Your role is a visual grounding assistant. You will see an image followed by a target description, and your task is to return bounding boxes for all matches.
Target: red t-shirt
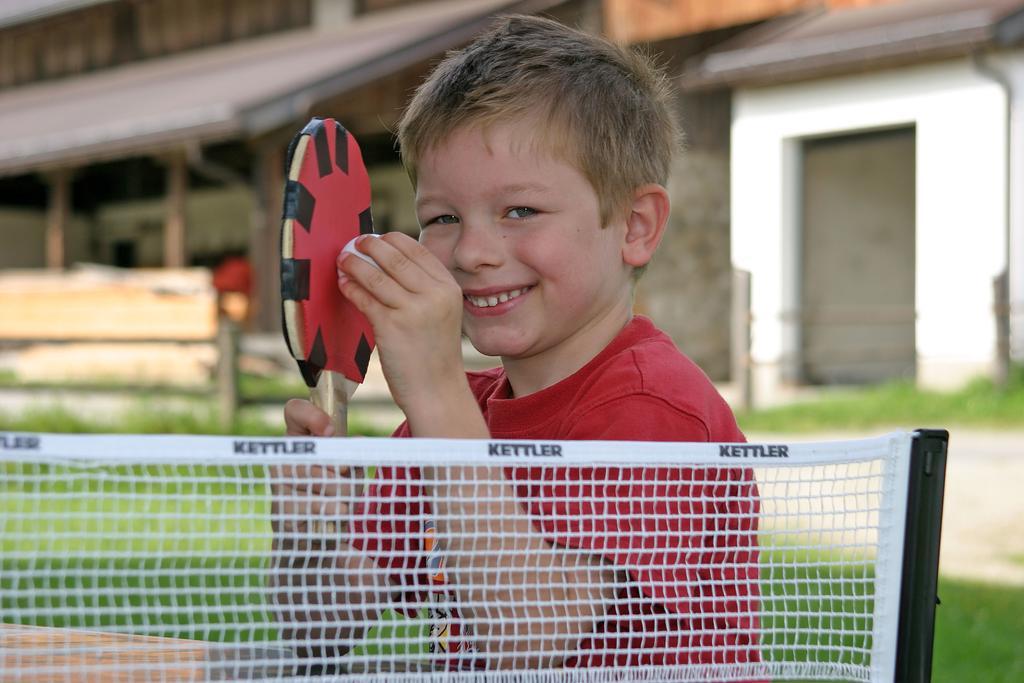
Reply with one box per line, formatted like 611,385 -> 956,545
351,316 -> 760,668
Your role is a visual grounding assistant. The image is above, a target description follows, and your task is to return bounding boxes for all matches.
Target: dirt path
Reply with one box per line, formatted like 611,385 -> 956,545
749,428 -> 1024,586
932,430 -> 1024,585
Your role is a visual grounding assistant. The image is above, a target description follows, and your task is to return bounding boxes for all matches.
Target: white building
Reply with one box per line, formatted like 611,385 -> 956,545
684,0 -> 1024,402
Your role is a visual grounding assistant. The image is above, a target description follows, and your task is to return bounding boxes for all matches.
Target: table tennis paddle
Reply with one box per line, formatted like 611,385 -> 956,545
280,117 -> 376,436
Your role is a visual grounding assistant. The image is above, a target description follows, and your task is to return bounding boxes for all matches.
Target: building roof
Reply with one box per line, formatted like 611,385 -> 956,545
0,0 -> 559,177
681,0 -> 1024,90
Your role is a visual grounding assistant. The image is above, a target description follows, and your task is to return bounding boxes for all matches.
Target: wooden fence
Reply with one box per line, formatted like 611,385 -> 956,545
0,265 -> 241,427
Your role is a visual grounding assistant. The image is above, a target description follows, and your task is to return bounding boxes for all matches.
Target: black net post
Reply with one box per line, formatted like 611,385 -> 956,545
894,428 -> 949,682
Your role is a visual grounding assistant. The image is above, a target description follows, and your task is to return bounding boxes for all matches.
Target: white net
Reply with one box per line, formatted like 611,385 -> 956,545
0,432 -> 915,682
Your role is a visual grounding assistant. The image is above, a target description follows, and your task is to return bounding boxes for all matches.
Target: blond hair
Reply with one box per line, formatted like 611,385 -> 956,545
397,14 -> 682,227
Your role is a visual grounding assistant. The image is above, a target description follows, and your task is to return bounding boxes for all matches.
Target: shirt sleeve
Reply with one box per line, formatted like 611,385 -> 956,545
510,394 -> 761,665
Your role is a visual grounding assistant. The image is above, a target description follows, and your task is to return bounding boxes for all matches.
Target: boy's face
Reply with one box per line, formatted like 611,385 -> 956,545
415,121 -> 634,366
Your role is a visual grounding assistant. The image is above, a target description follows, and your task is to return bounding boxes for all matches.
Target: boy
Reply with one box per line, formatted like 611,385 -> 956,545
274,14 -> 759,672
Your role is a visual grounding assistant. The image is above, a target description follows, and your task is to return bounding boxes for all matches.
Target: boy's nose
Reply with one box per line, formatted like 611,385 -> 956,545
452,222 -> 504,273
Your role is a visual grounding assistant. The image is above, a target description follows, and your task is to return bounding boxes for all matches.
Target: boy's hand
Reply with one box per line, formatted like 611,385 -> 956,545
274,398 -> 357,542
271,463 -> 355,539
284,398 -> 335,438
337,233 -> 479,434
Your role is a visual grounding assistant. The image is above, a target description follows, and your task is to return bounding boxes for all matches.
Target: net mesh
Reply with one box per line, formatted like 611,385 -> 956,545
0,432 -> 912,682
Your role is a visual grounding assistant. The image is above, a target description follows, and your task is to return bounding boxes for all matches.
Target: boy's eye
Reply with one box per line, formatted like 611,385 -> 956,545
505,207 -> 536,219
424,214 -> 460,226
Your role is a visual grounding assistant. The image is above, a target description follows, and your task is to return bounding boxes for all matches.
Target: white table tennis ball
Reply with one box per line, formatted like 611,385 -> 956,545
340,233 -> 382,269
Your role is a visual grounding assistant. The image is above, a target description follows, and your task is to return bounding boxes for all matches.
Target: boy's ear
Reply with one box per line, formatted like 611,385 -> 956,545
621,184 -> 670,268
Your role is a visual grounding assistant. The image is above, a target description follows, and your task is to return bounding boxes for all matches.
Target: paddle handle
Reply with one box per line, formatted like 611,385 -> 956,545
310,370 -> 352,437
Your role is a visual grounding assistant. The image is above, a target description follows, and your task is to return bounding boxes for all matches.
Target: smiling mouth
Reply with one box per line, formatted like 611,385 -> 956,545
464,287 -> 530,308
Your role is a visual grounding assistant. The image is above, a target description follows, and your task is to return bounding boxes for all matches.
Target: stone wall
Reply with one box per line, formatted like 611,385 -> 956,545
639,149 -> 732,380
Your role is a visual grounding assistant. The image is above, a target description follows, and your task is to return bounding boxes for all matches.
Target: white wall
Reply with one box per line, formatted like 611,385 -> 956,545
732,57 -> 1009,396
94,186 -> 253,266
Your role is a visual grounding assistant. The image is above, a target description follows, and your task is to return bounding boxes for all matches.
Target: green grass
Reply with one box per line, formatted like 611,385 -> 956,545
758,548 -> 875,671
0,369 -> 314,407
2,557 -> 277,642
238,372 -> 309,402
0,404 -> 280,436
0,369 -> 210,395
1,462 -> 269,556
5,557 -> 1018,679
0,382 -> 1019,678
0,369 -> 305,401
0,403 -> 387,436
9,459 -> 1010,677
0,460 -> 428,657
1,460 -> 273,640
933,578 -> 1024,682
737,366 -> 1024,433
6,365 -> 1024,436
2,550 -> 1020,679
0,368 -> 385,435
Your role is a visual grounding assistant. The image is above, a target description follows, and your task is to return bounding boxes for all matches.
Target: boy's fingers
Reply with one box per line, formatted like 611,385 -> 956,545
273,496 -> 351,530
307,466 -> 361,500
273,463 -> 349,485
284,399 -> 335,437
271,490 -> 350,533
337,257 -> 404,310
338,252 -> 405,307
352,233 -> 437,294
272,465 -> 355,504
270,463 -> 357,532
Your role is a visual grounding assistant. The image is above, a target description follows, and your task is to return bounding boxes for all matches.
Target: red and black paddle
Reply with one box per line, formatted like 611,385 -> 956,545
280,117 -> 376,435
